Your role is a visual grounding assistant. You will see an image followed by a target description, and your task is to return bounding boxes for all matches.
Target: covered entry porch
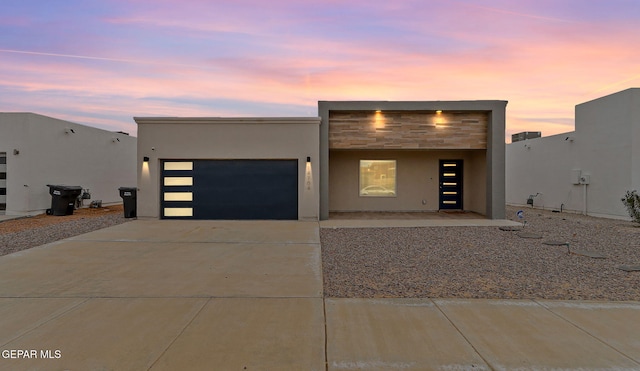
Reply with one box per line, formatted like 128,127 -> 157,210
319,100 -> 507,219
328,149 -> 487,215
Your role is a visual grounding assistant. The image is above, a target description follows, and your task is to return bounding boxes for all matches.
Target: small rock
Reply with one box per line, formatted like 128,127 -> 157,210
571,249 -> 606,259
618,265 -> 640,272
543,241 -> 569,246
517,232 -> 543,239
499,226 -> 522,231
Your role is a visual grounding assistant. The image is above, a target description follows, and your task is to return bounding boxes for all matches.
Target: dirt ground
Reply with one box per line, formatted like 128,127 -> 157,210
0,204 -> 124,235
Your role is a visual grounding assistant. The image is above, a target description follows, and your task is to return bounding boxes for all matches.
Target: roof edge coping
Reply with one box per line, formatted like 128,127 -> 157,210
134,117 -> 321,125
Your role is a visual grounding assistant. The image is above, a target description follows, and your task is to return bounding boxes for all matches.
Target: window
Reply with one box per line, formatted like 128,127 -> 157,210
163,177 -> 193,186
359,160 -> 396,197
163,207 -> 193,217
164,161 -> 193,171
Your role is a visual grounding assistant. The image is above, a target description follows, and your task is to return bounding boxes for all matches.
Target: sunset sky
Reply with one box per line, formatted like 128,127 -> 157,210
1,0 -> 639,140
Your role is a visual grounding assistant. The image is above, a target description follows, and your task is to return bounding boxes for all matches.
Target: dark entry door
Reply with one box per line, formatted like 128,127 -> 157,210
439,160 -> 463,210
161,159 -> 298,220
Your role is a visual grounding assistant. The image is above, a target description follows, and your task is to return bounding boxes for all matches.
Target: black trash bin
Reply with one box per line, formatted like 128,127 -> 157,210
46,185 -> 82,216
119,187 -> 137,218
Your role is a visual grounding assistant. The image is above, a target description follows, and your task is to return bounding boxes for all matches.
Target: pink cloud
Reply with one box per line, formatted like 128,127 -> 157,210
2,1 -> 639,140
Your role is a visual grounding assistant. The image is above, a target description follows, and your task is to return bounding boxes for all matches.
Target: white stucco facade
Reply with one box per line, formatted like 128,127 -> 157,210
0,113 -> 137,215
506,88 -> 640,219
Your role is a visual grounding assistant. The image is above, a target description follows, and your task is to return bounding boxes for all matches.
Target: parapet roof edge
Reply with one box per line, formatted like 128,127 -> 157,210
134,117 -> 321,125
575,87 -> 640,107
318,99 -> 509,107
317,100 -> 508,103
317,100 -> 508,110
1,112 -> 136,136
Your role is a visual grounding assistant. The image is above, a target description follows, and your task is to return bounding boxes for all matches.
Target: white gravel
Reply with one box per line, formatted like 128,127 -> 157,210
0,214 -> 130,256
321,206 -> 640,301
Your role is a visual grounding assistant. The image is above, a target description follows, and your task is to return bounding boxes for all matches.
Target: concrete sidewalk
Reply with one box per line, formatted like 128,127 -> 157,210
320,218 -> 522,228
326,299 -> 640,370
0,220 -> 639,370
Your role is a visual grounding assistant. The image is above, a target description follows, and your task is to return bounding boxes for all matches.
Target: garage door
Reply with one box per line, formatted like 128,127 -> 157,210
161,160 -> 298,220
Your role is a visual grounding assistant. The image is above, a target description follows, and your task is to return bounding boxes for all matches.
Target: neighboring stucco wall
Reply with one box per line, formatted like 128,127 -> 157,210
0,113 -> 137,215
506,132 -> 582,213
329,150 -> 486,214
575,89 -> 638,217
634,94 -> 640,193
506,88 -> 640,219
135,117 -> 320,220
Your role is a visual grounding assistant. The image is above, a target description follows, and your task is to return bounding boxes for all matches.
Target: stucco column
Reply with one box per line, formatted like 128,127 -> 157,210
318,102 -> 330,220
487,103 -> 507,219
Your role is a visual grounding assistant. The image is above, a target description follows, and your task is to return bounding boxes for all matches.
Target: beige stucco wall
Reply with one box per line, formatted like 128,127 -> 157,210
136,117 -> 320,220
329,150 -> 486,214
0,113 -> 137,215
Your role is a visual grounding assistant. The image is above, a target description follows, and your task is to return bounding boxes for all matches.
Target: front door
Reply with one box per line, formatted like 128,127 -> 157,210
439,160 -> 463,210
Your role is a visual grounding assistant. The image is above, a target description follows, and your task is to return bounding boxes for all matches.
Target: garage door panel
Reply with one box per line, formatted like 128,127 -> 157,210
161,160 -> 297,220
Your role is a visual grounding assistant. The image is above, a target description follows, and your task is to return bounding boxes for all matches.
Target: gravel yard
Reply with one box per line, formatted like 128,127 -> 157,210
0,205 -> 131,256
322,206 -> 640,301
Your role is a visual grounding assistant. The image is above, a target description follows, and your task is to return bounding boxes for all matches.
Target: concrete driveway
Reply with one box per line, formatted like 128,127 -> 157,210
0,220 -> 324,370
1,220 -> 640,370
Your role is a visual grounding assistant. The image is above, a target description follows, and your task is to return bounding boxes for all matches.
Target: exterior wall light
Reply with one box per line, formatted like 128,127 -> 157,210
143,156 -> 150,162
436,110 -> 443,114
374,110 -> 385,129
306,156 -> 311,163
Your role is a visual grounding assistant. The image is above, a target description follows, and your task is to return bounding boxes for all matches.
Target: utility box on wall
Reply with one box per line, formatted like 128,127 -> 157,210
570,169 -> 582,185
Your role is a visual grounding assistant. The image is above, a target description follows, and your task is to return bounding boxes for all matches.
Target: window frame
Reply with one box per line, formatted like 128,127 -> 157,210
359,159 -> 397,198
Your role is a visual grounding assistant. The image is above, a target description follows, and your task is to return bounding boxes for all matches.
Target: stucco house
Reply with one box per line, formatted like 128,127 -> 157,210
506,88 -> 640,219
0,113 -> 137,215
135,100 -> 507,220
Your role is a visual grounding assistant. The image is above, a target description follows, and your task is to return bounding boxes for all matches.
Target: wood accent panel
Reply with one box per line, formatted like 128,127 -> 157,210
329,111 -> 488,149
